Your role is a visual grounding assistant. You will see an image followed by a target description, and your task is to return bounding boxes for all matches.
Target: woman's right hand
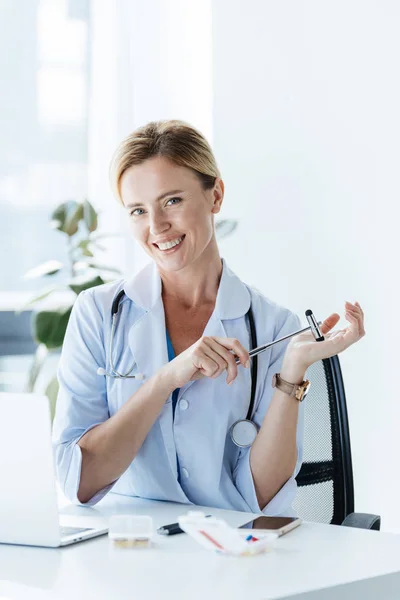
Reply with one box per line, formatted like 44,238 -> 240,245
163,336 -> 250,389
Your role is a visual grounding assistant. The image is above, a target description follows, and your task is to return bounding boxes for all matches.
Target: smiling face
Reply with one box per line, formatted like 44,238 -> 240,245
120,156 -> 224,274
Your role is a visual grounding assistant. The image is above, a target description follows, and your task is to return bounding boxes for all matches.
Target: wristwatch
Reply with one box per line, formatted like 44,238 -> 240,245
272,373 -> 311,402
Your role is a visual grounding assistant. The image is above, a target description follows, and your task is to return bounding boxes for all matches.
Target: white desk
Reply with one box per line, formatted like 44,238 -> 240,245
1,494 -> 400,600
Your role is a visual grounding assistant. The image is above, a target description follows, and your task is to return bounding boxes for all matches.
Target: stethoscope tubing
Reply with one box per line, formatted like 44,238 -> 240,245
108,311 -> 138,378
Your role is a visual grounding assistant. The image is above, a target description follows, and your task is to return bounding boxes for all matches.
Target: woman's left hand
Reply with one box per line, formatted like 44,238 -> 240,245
281,302 -> 365,382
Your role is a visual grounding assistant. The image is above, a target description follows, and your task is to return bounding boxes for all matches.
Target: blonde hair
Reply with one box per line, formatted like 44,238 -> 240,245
109,120 -> 221,203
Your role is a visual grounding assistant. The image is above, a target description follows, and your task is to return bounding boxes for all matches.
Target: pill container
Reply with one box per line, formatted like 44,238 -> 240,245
109,515 -> 153,549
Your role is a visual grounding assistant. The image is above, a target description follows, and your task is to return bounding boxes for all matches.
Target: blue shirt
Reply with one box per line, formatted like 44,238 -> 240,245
166,329 -> 181,483
165,330 -> 180,418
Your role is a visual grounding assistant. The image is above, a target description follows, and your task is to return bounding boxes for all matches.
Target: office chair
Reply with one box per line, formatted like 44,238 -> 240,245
293,355 -> 381,530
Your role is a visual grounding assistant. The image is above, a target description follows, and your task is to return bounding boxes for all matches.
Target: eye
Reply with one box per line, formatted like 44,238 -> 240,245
130,208 -> 145,217
166,197 -> 182,206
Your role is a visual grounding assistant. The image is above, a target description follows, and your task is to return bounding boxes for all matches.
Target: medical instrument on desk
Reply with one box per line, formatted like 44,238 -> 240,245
109,514 -> 153,549
230,312 -> 322,448
96,290 -> 145,380
157,514 -> 212,536
178,511 -> 277,556
305,309 -> 325,342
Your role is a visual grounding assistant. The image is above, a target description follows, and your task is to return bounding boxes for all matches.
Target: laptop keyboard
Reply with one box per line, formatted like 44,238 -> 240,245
60,525 -> 93,537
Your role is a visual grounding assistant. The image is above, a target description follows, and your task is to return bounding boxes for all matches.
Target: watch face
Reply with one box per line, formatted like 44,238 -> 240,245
300,381 -> 311,402
301,388 -> 309,402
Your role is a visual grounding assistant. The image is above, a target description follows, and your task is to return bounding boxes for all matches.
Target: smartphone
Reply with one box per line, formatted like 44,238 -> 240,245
239,516 -> 302,537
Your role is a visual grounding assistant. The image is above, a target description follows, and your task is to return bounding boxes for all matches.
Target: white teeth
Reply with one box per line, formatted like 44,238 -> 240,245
157,236 -> 183,250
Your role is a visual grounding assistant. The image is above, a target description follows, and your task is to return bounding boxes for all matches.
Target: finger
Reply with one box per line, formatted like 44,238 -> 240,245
342,312 -> 362,341
320,313 -> 340,335
349,304 -> 365,331
345,303 -> 363,323
345,307 -> 365,336
355,301 -> 364,316
201,342 -> 230,380
346,300 -> 363,311
346,301 -> 364,322
212,337 -> 250,368
192,350 -> 221,378
205,338 -> 239,384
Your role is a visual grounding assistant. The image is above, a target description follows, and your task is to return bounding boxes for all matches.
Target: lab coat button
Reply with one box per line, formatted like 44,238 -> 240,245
182,468 -> 189,478
180,399 -> 189,410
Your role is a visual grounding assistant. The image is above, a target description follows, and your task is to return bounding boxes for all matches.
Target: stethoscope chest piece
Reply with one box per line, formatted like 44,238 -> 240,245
230,419 -> 259,448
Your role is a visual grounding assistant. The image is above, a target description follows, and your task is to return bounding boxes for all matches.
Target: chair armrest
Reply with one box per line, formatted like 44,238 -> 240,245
341,512 -> 381,531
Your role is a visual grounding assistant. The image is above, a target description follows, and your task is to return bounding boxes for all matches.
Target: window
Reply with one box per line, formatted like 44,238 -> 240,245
0,0 -> 90,295
0,0 -> 91,392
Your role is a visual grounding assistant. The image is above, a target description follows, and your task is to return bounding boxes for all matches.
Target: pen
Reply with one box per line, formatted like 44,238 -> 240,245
157,514 -> 212,536
235,319 -> 323,364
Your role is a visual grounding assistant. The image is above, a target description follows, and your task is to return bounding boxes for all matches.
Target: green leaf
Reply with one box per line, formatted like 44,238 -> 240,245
79,242 -> 94,257
16,285 -> 58,314
68,274 -> 105,295
74,239 -> 89,250
83,199 -> 98,232
45,375 -> 59,423
32,307 -> 73,350
23,260 -> 63,279
51,200 -> 84,236
73,239 -> 96,257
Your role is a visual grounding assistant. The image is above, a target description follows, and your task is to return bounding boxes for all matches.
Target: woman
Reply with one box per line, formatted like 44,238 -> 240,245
52,120 -> 365,515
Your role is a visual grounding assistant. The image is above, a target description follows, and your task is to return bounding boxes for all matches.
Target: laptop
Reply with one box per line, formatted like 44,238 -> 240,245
0,392 -> 108,547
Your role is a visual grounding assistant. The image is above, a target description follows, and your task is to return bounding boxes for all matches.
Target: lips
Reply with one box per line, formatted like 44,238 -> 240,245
153,235 -> 185,251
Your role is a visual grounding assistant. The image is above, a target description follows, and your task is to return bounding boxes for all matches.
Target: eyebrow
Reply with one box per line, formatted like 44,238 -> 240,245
126,189 -> 184,209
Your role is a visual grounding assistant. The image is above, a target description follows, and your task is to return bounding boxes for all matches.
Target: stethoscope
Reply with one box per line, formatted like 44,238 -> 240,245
97,289 -> 322,448
96,290 -> 145,381
229,306 -> 259,448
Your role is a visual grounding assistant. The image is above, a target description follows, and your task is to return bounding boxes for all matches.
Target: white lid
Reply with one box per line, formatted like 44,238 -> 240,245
109,515 -> 153,540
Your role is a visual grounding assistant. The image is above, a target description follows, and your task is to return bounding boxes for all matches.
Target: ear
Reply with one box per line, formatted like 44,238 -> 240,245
211,178 -> 224,215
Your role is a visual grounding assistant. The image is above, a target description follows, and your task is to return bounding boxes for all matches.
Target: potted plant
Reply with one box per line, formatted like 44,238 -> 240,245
21,199 -> 122,417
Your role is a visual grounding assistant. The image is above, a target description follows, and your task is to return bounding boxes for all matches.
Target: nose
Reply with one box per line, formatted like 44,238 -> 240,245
149,208 -> 170,237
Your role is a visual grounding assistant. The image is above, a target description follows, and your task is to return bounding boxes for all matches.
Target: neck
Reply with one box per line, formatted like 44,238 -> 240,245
159,239 -> 222,309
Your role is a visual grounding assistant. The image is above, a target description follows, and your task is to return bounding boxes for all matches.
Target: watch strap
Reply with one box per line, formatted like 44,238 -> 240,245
272,373 -> 310,402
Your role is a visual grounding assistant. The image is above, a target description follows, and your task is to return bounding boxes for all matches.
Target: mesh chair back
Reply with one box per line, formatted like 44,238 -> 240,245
293,356 -> 354,524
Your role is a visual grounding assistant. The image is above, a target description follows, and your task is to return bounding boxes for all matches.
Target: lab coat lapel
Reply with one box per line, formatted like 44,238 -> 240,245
125,263 -> 179,481
127,298 -> 167,380
125,262 -> 168,379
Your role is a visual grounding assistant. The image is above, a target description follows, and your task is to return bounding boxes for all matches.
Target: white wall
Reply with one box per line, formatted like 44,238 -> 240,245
89,0 -> 399,531
212,0 -> 400,531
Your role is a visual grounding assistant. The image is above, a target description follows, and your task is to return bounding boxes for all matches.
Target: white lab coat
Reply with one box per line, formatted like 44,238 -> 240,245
52,259 -> 304,515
